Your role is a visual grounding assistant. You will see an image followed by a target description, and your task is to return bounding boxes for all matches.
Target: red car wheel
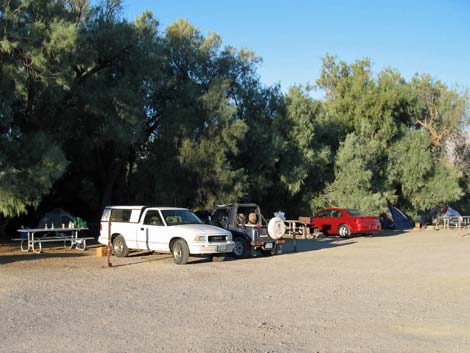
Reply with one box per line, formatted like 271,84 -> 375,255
338,224 -> 350,238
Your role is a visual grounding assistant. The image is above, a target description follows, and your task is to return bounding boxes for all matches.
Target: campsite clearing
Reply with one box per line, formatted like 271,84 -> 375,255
1,228 -> 469,353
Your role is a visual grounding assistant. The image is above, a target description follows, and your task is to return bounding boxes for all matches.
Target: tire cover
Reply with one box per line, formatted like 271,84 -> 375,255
267,217 -> 286,240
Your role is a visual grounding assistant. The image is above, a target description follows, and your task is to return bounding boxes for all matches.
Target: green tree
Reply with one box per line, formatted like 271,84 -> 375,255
387,130 -> 462,212
0,0 -> 75,216
322,133 -> 393,213
131,20 -> 260,209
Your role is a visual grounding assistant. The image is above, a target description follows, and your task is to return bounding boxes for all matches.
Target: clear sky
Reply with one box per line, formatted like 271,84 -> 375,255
123,0 -> 469,94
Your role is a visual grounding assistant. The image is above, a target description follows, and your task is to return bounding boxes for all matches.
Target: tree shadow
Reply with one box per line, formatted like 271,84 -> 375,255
109,253 -> 175,267
0,239 -> 101,265
0,251 -> 87,265
281,237 -> 356,254
369,229 -> 409,237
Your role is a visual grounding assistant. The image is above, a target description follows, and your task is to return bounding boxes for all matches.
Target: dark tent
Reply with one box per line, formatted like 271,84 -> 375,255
388,206 -> 413,229
380,206 -> 414,230
38,208 -> 73,228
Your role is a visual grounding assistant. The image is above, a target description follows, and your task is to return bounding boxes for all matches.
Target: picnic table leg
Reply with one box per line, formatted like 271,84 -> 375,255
31,233 -> 42,254
76,239 -> 86,251
20,239 -> 29,252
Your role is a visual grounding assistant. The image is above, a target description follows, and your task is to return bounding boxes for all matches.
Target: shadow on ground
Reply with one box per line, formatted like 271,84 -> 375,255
282,237 -> 356,254
0,252 -> 87,265
0,238 -> 100,265
109,252 -> 174,267
370,229 -> 408,237
0,230 -> 414,267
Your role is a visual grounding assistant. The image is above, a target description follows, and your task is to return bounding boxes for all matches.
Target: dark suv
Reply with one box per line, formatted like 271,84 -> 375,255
209,203 -> 285,258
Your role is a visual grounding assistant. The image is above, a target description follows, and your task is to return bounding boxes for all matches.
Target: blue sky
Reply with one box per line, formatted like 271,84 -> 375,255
124,1 -> 469,95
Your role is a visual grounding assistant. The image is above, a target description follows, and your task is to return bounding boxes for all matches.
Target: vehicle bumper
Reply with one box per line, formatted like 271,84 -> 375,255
250,239 -> 284,250
98,235 -> 108,245
352,224 -> 381,233
189,241 -> 235,254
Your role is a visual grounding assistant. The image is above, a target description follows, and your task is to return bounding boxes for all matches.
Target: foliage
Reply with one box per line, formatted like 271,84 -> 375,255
1,1 -> 469,232
323,133 -> 392,213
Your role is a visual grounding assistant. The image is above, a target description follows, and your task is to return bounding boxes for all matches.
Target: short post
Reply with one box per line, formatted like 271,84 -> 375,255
293,222 -> 297,253
107,218 -> 112,267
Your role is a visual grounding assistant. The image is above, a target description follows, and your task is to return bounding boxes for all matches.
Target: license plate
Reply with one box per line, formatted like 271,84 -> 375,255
264,243 -> 273,249
218,245 -> 226,251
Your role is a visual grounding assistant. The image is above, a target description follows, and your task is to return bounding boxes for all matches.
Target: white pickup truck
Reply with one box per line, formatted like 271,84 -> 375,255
98,206 -> 234,264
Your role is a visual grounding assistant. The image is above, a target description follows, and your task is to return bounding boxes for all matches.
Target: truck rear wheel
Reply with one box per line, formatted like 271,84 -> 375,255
112,235 -> 129,257
172,239 -> 189,265
233,237 -> 249,259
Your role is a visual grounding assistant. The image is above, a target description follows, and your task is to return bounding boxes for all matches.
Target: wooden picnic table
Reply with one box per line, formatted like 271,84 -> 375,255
12,227 -> 93,254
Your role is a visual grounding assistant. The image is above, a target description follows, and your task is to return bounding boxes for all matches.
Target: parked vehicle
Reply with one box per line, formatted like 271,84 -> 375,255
98,206 -> 234,264
310,208 -> 381,238
209,203 -> 285,258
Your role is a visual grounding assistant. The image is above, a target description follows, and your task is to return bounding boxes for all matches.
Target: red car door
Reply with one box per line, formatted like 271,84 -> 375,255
329,209 -> 343,234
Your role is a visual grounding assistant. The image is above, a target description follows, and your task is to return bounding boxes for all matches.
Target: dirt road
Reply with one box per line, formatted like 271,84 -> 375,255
1,229 -> 469,353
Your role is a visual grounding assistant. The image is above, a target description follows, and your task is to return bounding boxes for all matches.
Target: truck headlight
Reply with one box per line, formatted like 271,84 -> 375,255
193,235 -> 207,242
226,233 -> 232,241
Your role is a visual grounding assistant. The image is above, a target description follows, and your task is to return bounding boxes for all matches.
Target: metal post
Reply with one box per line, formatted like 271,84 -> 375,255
293,222 -> 297,253
107,218 -> 112,267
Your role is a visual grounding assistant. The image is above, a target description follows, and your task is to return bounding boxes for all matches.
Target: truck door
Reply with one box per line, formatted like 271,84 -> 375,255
138,209 -> 166,251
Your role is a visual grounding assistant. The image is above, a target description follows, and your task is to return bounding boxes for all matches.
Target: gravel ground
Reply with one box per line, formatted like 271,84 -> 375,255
1,229 -> 469,353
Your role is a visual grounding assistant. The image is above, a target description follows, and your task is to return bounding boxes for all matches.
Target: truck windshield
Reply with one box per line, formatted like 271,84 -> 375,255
161,209 -> 203,226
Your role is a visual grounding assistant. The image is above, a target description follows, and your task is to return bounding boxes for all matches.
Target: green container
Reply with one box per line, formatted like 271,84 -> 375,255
73,217 -> 87,228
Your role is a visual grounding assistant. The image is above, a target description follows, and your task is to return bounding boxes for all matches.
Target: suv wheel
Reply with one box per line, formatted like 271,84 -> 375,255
233,238 -> 248,258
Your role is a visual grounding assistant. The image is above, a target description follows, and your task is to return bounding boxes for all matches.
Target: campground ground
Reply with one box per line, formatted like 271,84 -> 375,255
1,228 -> 469,353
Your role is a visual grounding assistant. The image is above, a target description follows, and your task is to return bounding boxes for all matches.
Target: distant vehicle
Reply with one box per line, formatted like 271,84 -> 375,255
98,206 -> 234,264
208,203 -> 285,258
310,208 -> 381,238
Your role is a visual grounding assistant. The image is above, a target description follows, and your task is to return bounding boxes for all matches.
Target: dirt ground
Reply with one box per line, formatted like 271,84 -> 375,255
1,229 -> 469,353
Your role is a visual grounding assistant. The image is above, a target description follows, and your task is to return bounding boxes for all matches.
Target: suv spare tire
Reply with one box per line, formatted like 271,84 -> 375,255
267,217 -> 286,240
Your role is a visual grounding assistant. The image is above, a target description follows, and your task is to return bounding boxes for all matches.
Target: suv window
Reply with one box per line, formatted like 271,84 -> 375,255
212,208 -> 230,228
236,206 -> 260,226
143,210 -> 163,226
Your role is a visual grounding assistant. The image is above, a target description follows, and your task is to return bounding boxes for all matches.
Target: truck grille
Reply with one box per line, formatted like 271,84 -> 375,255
208,235 -> 227,242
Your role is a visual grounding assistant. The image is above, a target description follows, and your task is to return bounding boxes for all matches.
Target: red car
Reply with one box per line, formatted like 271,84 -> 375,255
310,208 -> 381,238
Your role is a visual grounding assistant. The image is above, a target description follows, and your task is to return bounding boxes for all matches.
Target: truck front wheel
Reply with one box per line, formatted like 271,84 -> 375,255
113,235 -> 129,257
233,237 -> 249,259
172,239 -> 190,265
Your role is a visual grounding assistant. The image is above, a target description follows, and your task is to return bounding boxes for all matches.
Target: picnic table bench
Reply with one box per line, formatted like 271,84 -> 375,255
12,227 -> 94,254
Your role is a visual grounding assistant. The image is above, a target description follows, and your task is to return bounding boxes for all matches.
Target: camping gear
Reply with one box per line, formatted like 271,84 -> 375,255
38,208 -> 73,229
440,206 -> 463,229
441,206 -> 461,218
73,217 -> 88,228
388,206 -> 413,229
381,206 -> 413,230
